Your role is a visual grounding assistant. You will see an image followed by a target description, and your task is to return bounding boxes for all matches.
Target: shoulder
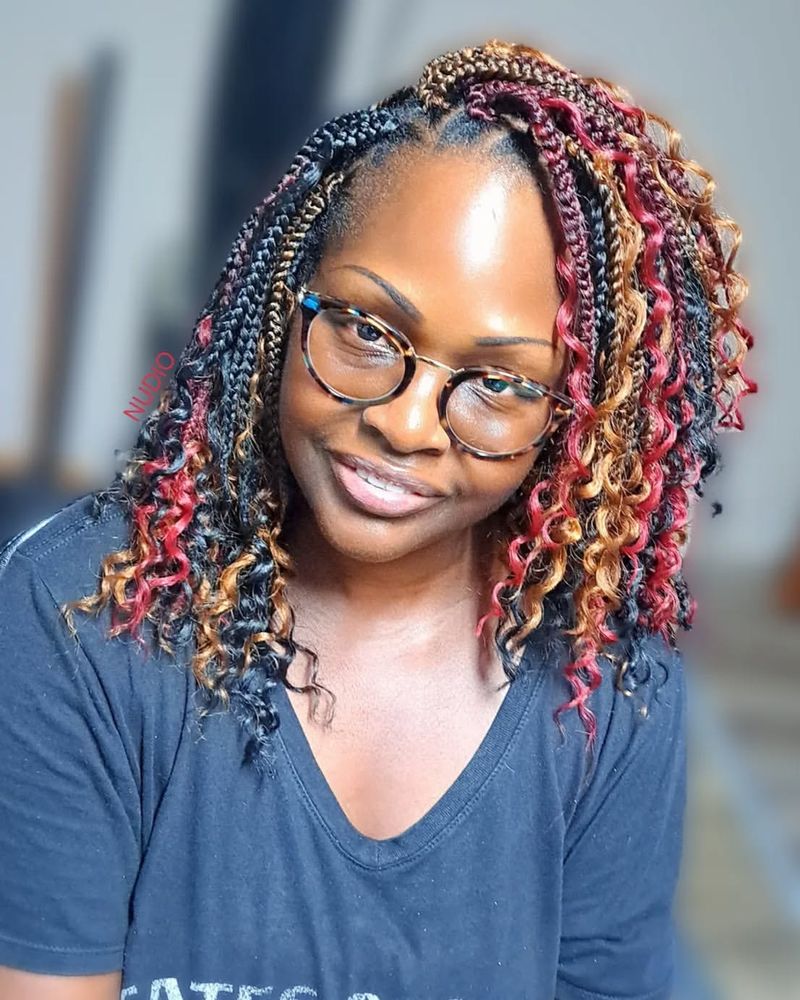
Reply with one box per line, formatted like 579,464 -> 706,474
535,625 -> 685,738
0,491 -> 132,668
526,626 -> 687,822
0,491 -> 195,766
0,490 -> 131,588
587,628 -> 685,740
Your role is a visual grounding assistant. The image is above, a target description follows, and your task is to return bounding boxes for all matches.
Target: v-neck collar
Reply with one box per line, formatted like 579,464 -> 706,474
271,655 -> 544,869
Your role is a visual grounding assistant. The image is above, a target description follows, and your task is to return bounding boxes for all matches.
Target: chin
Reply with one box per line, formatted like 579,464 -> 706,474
311,496 -> 451,564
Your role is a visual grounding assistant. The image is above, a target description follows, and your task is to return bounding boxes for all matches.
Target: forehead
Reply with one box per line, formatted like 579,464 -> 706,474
315,152 -> 565,359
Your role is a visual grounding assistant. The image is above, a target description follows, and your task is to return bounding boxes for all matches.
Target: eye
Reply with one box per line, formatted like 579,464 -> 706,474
481,376 -> 544,399
353,319 -> 383,343
482,376 -> 510,394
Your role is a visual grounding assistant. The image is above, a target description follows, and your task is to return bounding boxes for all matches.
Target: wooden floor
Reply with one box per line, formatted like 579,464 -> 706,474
673,565 -> 800,999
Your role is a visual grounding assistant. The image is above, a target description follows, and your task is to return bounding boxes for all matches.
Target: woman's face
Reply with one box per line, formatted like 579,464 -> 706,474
278,150 -> 568,565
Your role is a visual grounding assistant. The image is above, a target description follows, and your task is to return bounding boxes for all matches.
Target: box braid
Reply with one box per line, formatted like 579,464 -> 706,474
62,38 -> 756,778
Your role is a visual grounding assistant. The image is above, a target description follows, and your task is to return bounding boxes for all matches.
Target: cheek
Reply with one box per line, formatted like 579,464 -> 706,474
458,451 -> 540,520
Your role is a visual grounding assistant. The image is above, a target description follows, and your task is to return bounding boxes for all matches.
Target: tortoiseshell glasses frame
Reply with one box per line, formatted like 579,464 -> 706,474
287,284 -> 576,461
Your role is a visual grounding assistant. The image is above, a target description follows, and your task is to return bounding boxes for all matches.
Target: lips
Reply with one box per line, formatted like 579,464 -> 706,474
327,452 -> 447,518
329,451 -> 445,497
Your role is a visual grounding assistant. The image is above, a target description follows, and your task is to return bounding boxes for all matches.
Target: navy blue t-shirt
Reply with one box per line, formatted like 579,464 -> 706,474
0,494 -> 687,999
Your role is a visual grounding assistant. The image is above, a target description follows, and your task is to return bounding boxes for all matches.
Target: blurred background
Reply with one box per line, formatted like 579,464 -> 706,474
1,2 -> 798,995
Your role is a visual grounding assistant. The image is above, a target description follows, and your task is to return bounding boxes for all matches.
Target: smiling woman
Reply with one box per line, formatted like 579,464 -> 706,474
0,36 -> 755,1000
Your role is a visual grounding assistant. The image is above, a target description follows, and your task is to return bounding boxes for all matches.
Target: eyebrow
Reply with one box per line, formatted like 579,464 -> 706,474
331,263 -> 556,351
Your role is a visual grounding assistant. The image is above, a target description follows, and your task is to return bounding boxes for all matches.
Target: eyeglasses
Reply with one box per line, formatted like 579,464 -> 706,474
288,285 -> 575,460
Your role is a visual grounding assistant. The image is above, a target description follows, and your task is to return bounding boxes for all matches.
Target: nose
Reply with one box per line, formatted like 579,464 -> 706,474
360,362 -> 451,455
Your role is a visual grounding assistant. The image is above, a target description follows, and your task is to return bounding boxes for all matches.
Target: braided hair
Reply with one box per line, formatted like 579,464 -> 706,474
62,39 -> 757,776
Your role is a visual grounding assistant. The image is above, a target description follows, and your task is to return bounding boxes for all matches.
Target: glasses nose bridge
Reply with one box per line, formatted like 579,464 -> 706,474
415,352 -> 457,377
416,353 -> 453,374
405,352 -> 457,412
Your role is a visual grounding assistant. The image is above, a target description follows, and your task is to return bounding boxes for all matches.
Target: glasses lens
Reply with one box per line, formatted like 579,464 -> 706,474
447,374 -> 553,454
307,307 -> 405,399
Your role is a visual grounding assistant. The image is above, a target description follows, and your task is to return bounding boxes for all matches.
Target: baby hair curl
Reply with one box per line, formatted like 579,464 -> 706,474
62,39 -> 757,776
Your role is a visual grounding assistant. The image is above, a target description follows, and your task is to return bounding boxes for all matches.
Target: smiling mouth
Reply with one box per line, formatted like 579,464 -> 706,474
328,454 -> 447,519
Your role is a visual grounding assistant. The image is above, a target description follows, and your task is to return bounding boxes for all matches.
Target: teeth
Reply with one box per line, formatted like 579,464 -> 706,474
355,467 -> 415,494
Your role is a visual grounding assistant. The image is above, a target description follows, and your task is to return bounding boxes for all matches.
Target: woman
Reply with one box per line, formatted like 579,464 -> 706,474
0,38 -> 756,999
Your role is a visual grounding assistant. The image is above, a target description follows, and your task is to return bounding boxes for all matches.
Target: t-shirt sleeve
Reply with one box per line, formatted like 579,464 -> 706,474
0,549 -> 141,974
554,632 -> 688,1000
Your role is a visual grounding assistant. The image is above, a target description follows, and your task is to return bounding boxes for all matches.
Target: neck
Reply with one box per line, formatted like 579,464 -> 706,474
280,507 -> 504,640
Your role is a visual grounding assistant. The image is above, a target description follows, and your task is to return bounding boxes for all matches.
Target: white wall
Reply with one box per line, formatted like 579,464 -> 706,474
0,0 -> 224,474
